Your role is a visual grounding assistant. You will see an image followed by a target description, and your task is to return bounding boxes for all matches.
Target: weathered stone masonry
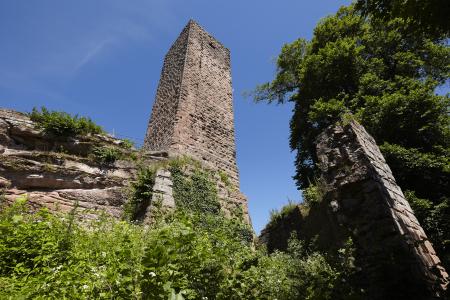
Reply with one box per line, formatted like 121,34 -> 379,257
316,120 -> 448,299
143,20 -> 239,186
142,20 -> 249,222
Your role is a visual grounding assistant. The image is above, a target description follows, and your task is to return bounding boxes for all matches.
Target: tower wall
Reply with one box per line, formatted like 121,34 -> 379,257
143,20 -> 239,185
143,25 -> 189,152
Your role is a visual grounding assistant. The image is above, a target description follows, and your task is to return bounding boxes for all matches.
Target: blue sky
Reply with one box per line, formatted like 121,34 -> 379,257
0,0 -> 351,233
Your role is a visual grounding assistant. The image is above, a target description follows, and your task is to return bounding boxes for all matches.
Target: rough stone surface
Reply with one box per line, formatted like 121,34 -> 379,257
140,169 -> 175,223
315,120 -> 448,299
0,108 -> 250,225
142,20 -> 249,221
143,20 -> 239,185
0,108 -> 139,218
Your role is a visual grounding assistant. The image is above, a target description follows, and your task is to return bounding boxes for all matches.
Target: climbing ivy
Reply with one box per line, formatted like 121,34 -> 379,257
169,162 -> 221,215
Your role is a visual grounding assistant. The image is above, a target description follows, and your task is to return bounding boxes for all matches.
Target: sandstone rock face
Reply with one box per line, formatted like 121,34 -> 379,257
0,108 -> 250,225
316,120 -> 448,299
0,108 -> 137,217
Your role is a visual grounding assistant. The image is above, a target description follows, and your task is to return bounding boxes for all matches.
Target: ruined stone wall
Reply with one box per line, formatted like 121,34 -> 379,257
143,20 -> 239,185
316,119 -> 449,299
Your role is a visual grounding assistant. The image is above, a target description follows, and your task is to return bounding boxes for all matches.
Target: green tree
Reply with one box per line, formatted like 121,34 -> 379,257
255,5 -> 450,268
355,0 -> 450,38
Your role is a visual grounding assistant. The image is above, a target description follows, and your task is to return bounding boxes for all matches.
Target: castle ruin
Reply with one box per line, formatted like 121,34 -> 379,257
143,20 -> 240,186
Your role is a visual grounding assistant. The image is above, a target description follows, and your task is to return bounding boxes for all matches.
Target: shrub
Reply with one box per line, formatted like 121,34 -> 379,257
29,107 -> 104,137
302,181 -> 326,207
0,199 -> 354,300
120,139 -> 135,150
124,167 -> 157,222
268,199 -> 298,226
91,146 -> 122,165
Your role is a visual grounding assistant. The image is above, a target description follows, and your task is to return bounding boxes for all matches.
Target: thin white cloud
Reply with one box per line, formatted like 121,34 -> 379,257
73,38 -> 114,73
0,0 -> 178,94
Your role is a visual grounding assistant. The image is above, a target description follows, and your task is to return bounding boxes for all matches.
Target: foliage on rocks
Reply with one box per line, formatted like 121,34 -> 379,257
302,179 -> 327,207
0,198 -> 356,300
125,167 -> 157,222
91,146 -> 123,165
268,200 -> 299,227
30,107 -> 104,137
120,139 -> 135,150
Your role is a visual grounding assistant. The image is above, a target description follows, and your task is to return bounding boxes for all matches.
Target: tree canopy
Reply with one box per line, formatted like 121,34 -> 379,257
355,0 -> 450,38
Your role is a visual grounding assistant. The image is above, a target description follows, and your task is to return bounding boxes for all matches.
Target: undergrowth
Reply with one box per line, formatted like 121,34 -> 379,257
0,197 -> 358,300
0,157 -> 359,299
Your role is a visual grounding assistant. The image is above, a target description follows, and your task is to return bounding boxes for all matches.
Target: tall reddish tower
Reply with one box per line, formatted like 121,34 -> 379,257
143,20 -> 240,185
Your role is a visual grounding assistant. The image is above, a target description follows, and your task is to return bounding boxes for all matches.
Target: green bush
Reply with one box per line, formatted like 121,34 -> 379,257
268,200 -> 298,226
92,146 -> 123,165
302,184 -> 323,206
125,167 -> 157,221
120,139 -> 135,150
29,107 -> 104,137
0,198 -> 355,300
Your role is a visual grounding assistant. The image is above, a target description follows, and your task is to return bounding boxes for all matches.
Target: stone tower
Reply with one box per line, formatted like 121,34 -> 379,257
143,20 -> 239,185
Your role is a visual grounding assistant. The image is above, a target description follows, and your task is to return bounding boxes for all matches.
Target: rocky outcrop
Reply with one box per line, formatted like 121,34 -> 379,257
0,108 -> 250,225
0,108 -> 140,218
